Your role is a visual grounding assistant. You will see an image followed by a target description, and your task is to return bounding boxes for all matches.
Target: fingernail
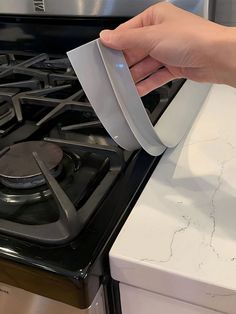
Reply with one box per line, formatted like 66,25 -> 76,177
100,30 -> 112,42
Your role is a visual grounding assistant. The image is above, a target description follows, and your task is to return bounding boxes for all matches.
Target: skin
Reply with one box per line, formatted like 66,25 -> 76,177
100,2 -> 236,96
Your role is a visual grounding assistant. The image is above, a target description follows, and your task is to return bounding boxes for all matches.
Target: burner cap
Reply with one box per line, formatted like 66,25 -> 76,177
0,141 -> 63,189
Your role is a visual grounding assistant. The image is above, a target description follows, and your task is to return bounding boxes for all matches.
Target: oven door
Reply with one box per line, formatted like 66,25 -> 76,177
0,282 -> 106,314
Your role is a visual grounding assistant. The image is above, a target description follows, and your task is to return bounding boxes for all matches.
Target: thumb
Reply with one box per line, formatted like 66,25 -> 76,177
100,26 -> 157,51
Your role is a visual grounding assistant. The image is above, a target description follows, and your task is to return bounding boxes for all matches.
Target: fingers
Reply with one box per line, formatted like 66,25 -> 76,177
100,26 -> 157,51
115,13 -> 144,30
123,48 -> 148,67
137,68 -> 175,96
115,5 -> 154,30
130,56 -> 162,83
115,2 -> 168,30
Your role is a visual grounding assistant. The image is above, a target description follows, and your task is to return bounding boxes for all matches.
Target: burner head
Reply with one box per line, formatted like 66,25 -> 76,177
0,141 -> 63,189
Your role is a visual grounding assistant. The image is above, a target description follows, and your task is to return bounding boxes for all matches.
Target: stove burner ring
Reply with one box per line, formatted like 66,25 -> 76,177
0,141 -> 63,189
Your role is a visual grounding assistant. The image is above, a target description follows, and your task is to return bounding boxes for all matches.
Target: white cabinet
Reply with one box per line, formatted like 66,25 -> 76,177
120,284 -> 224,314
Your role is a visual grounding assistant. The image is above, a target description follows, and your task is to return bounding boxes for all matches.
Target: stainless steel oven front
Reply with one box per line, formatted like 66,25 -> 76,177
0,283 -> 105,314
0,0 -> 212,18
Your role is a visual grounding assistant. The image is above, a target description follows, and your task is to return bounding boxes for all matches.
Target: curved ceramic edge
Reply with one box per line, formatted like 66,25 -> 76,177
97,39 -> 166,157
67,40 -> 140,151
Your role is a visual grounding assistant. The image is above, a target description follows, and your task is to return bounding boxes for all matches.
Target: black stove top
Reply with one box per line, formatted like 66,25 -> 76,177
0,52 -> 130,245
0,50 -> 184,309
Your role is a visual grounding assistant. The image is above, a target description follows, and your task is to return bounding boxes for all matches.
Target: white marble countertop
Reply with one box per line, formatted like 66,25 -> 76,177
110,84 -> 236,314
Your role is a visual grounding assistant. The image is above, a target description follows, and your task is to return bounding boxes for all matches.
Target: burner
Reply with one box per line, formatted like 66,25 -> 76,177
0,141 -> 63,189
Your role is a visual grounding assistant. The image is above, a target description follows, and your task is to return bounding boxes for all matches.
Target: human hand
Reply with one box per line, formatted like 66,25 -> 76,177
100,2 -> 236,96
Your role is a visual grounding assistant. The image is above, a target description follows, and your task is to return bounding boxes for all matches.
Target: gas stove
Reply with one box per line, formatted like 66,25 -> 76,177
0,52 -> 183,245
0,6 -> 185,314
0,52 -> 126,244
